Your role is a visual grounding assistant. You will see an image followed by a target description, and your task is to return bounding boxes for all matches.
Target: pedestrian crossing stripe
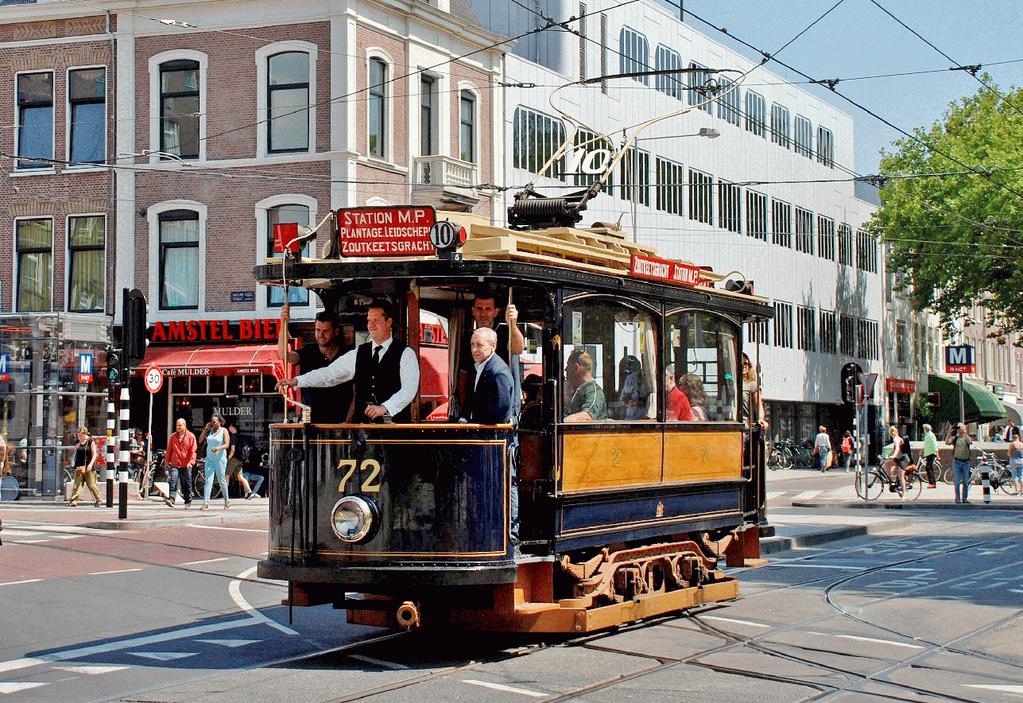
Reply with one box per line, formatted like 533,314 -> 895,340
195,639 -> 261,648
0,682 -> 47,694
130,652 -> 198,661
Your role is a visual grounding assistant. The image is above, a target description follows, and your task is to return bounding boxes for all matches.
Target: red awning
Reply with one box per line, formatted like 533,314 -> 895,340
134,343 -> 285,379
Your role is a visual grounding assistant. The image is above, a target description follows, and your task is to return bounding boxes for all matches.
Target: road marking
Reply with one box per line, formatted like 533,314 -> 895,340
792,491 -> 821,501
883,567 -> 933,573
462,679 -> 547,698
966,684 -> 1023,695
0,579 -> 42,587
88,568 -> 143,576
701,615 -> 770,629
0,682 -> 47,694
350,654 -> 409,670
130,652 -> 198,661
769,563 -> 862,570
181,557 -> 231,566
188,524 -> 264,533
54,665 -> 128,675
833,634 -> 924,650
229,566 -> 298,635
195,639 -> 260,648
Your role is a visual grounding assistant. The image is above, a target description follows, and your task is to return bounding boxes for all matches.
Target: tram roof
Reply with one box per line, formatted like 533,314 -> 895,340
255,216 -> 774,319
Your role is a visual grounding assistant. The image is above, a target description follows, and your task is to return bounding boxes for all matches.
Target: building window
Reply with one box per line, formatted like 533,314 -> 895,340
748,320 -> 769,346
267,52 -> 309,153
717,77 -> 741,126
795,207 -> 815,254
896,320 -> 907,365
838,223 -> 854,265
17,72 -> 53,169
794,115 -> 813,158
459,90 -> 476,163
15,219 -> 52,312
820,311 -> 837,354
857,318 -> 879,360
600,13 -> 608,94
266,205 -> 311,307
68,67 -> 105,164
158,210 -> 199,310
573,129 -> 611,190
817,126 -> 835,167
817,215 -> 835,260
774,302 -> 793,348
719,180 -> 742,234
655,157 -> 684,215
797,306 -> 816,352
619,27 -> 649,84
67,215 -> 104,312
840,314 -> 856,356
620,147 -> 649,206
513,106 -> 567,180
689,62 -> 712,112
654,45 -> 683,100
856,229 -> 878,273
420,76 -> 435,155
745,190 -> 767,241
771,199 -> 792,248
688,168 -> 713,225
744,91 -> 766,137
578,4 -> 587,81
770,102 -> 790,148
160,60 -> 199,159
368,58 -> 387,158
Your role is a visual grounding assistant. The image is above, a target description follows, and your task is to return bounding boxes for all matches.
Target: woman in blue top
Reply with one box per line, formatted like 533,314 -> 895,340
198,414 -> 230,510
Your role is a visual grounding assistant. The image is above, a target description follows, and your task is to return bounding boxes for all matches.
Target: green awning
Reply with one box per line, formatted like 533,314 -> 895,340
927,374 -> 1007,425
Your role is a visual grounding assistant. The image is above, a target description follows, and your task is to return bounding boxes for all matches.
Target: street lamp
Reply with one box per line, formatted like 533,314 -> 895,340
631,127 -> 721,240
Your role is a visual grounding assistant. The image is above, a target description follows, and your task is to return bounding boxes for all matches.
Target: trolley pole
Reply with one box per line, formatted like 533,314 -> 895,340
117,387 -> 130,519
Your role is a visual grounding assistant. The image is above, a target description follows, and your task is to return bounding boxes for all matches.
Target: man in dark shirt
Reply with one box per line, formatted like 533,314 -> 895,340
278,306 -> 352,423
461,328 -> 514,424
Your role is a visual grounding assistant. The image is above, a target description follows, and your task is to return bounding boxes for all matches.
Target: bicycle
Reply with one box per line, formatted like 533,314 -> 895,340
768,440 -> 792,470
974,451 -> 1019,496
854,460 -> 923,501
137,449 -> 165,501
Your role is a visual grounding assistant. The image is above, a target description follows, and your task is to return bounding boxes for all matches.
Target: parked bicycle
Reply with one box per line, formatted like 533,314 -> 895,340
768,440 -> 792,470
855,461 -> 924,501
974,451 -> 1020,495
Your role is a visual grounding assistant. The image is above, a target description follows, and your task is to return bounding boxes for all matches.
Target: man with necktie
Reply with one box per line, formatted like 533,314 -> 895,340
461,327 -> 514,424
278,300 -> 419,423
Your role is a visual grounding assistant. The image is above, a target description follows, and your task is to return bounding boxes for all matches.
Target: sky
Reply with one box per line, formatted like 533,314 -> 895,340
667,0 -> 1023,175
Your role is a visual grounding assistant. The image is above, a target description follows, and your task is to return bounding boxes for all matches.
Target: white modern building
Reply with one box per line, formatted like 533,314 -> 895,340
470,0 -> 883,444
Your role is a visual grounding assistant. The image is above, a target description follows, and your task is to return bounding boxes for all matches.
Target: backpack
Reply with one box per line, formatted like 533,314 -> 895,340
840,436 -> 852,454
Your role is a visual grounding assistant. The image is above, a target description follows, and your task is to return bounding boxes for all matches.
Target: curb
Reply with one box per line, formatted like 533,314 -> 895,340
760,517 -> 911,554
791,500 -> 1023,511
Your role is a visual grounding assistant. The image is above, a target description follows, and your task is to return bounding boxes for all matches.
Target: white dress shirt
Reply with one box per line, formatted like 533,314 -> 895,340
296,336 -> 420,418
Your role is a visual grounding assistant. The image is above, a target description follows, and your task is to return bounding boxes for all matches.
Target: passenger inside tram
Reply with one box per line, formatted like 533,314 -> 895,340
563,349 -> 607,422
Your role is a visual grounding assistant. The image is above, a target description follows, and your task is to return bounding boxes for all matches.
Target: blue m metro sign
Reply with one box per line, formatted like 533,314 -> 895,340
944,345 -> 975,374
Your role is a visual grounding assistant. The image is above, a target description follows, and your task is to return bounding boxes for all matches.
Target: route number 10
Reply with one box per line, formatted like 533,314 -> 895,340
336,458 -> 382,494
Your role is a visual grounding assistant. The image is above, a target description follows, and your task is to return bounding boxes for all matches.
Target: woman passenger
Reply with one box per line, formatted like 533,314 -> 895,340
679,373 -> 707,421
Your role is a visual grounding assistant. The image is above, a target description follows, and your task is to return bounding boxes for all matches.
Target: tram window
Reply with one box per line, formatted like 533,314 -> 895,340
665,311 -> 740,422
419,305 -> 451,422
562,298 -> 657,422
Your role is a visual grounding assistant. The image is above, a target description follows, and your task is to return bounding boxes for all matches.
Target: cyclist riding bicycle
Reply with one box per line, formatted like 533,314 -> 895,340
882,425 -> 911,499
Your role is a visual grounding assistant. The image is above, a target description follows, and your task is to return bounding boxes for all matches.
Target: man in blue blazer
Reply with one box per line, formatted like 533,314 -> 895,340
462,327 -> 514,424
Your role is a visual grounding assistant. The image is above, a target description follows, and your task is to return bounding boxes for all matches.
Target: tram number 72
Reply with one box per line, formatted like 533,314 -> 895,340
336,458 -> 382,494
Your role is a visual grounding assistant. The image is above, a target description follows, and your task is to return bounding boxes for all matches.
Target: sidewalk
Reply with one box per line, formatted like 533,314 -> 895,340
0,493 -> 268,530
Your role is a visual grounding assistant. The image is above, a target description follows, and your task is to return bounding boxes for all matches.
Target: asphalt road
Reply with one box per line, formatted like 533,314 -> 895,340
1,496 -> 1021,702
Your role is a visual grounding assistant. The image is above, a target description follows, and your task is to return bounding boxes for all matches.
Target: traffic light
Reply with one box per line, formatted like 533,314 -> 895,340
107,350 -> 121,384
840,362 -> 863,404
123,288 -> 148,365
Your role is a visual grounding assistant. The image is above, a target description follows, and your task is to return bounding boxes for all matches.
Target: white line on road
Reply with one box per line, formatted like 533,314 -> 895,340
188,524 -> 265,533
769,563 -> 862,570
966,684 -> 1023,695
350,654 -> 409,670
53,665 -> 129,675
181,557 -> 231,566
88,568 -> 143,576
462,679 -> 548,698
701,615 -> 770,629
833,634 -> 924,650
0,579 -> 42,587
792,491 -> 821,501
0,682 -> 47,694
229,566 -> 298,635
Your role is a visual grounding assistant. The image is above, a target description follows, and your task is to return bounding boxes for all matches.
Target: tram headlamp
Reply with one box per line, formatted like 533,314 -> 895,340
330,496 -> 378,543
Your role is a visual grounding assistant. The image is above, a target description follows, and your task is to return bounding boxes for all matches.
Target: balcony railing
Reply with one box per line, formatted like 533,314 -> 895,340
412,155 -> 478,208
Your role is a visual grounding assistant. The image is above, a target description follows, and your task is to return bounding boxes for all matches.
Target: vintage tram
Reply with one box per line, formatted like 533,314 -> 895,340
255,207 -> 772,633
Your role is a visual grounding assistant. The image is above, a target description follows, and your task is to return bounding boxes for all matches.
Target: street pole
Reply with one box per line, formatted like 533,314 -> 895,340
958,372 -> 965,426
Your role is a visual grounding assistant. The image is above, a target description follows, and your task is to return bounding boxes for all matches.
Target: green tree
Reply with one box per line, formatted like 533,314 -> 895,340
870,79 -> 1023,338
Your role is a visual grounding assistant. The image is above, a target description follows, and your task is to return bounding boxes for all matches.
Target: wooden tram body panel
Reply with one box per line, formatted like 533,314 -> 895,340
255,236 -> 773,632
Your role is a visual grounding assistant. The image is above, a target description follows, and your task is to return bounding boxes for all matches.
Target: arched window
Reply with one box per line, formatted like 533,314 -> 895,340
664,310 -> 740,422
158,210 -> 200,309
368,57 -> 388,158
267,52 -> 310,153
149,50 -> 207,161
459,89 -> 476,163
265,204 -> 311,306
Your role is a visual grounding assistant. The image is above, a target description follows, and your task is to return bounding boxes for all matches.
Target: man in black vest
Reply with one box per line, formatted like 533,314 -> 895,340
277,300 -> 420,423
461,327 -> 513,424
278,307 -> 352,423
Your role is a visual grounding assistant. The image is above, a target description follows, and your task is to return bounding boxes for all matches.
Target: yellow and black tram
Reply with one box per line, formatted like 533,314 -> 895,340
255,208 -> 773,633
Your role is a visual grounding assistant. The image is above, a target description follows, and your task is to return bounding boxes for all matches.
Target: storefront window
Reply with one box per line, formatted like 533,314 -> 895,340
665,310 -> 739,422
561,296 -> 657,422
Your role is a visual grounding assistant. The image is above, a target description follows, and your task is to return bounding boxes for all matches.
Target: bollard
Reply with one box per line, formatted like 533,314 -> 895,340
981,462 -> 992,504
118,387 -> 131,519
106,400 -> 116,507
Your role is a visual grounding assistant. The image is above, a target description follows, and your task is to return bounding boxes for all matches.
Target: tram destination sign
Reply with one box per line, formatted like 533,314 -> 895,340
629,254 -> 703,288
336,206 -> 437,257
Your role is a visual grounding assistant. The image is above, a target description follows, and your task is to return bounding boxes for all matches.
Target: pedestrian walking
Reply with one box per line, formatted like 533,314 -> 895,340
840,431 -> 853,472
66,427 -> 102,507
1009,428 -> 1023,495
165,418 -> 197,508
948,424 -> 972,504
921,423 -> 939,488
198,414 -> 230,510
814,426 -> 832,472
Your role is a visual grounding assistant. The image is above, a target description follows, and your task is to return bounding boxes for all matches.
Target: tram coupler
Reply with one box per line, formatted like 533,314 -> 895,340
725,525 -> 767,568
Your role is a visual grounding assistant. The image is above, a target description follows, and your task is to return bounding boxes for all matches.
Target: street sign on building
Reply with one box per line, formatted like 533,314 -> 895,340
945,345 -> 976,374
143,364 -> 164,394
77,353 -> 94,383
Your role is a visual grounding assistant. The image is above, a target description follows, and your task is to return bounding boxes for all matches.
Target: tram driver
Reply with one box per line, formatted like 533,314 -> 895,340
277,300 -> 420,423
563,349 -> 607,422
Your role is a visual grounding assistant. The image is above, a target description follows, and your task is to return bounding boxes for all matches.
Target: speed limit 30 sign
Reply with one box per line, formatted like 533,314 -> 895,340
143,364 -> 164,394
